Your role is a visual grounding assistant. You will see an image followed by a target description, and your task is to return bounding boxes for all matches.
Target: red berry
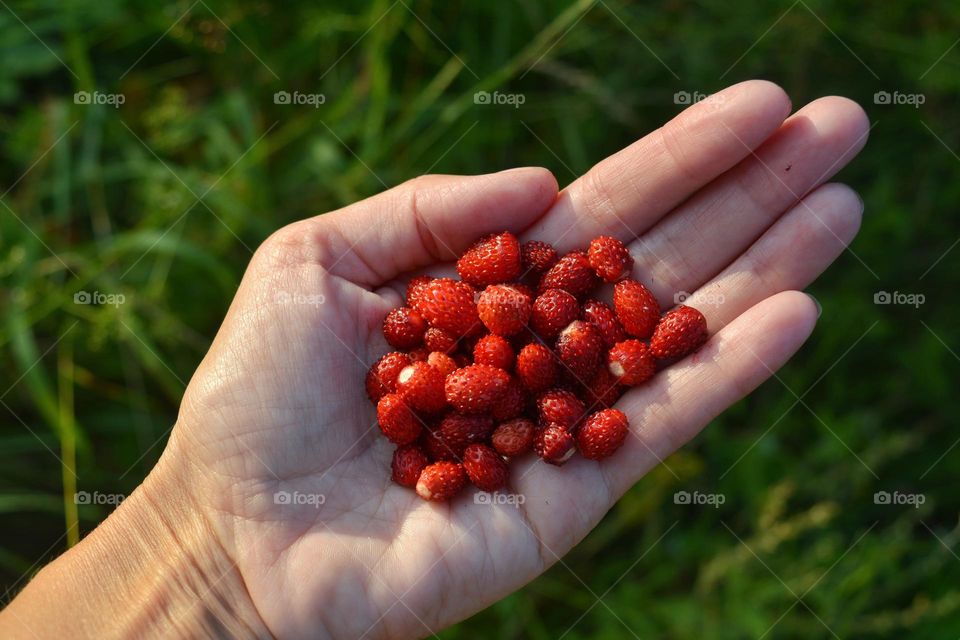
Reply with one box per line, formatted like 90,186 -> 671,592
491,378 -> 526,421
424,327 -> 458,353
444,364 -> 511,414
555,320 -> 603,382
516,343 -> 559,392
391,444 -> 430,487
462,444 -> 509,491
427,351 -> 458,378
376,394 -> 422,445
607,339 -> 656,386
583,366 -> 624,409
577,409 -> 629,460
536,389 -> 585,431
613,279 -> 661,339
406,275 -> 434,309
521,240 -> 558,274
491,418 -> 536,457
416,461 -> 467,501
582,299 -> 626,349
650,305 -> 708,360
407,347 -> 430,362
473,334 -> 515,371
534,423 -> 576,465
412,278 -> 480,337
382,306 -> 427,349
477,284 -> 531,336
587,236 -> 633,282
530,289 -> 579,339
433,413 -> 495,459
538,251 -> 598,298
456,231 -> 521,287
366,352 -> 411,402
396,362 -> 447,414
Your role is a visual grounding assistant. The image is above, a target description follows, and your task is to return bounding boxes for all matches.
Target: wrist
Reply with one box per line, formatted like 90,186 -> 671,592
0,441 -> 271,639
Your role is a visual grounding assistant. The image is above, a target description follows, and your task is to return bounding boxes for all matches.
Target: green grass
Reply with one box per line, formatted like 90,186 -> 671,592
1,0 -> 959,636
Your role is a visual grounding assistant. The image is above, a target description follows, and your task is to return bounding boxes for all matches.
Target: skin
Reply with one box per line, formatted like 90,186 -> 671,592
0,80 -> 868,639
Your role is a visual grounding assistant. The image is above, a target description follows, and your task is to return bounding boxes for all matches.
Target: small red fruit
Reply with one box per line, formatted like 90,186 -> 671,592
444,364 -> 511,414
536,389 -> 585,431
433,413 -> 495,459
583,366 -> 623,409
477,284 -> 531,336
577,409 -> 629,460
650,305 -> 708,360
416,461 -> 467,501
535,423 -> 576,465
538,251 -> 598,297
412,278 -> 480,337
491,378 -> 526,421
607,339 -> 656,386
613,279 -> 661,339
555,320 -> 603,382
587,236 -> 633,282
406,275 -> 434,309
473,334 -> 515,371
382,306 -> 427,350
582,299 -> 626,349
515,343 -> 559,392
396,362 -> 447,414
462,444 -> 509,491
424,327 -> 458,353
427,351 -> 458,378
366,352 -> 412,402
376,393 -> 422,445
391,444 -> 430,487
530,289 -> 580,339
491,418 -> 536,457
456,231 -> 521,287
521,240 -> 558,274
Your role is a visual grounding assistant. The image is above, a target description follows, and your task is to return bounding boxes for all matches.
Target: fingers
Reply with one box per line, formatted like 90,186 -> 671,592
287,168 -> 558,287
601,291 -> 819,497
632,96 -> 870,300
525,80 -> 792,250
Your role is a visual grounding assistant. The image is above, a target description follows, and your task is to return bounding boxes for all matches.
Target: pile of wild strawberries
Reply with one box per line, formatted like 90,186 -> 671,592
365,232 -> 707,501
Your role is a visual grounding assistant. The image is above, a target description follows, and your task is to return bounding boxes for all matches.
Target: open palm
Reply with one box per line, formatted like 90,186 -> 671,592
164,80 -> 868,639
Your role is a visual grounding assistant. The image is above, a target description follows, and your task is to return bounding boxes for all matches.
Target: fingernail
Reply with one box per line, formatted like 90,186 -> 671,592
855,191 -> 864,213
806,293 -> 822,318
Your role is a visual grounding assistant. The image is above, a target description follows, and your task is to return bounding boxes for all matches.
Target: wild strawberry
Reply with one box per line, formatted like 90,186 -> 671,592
456,231 -> 521,287
407,347 -> 430,362
577,409 -> 629,460
613,279 -> 661,339
538,251 -> 598,297
555,320 -> 603,381
473,334 -> 515,371
416,461 -> 467,501
530,289 -> 579,339
376,394 -> 422,445
491,378 -> 525,421
412,278 -> 480,336
607,339 -> 656,386
391,444 -> 430,487
582,299 -> 626,348
491,418 -> 536,457
515,343 -> 559,392
406,275 -> 434,309
432,413 -> 495,460
537,389 -> 585,431
462,444 -> 509,491
477,284 -> 531,336
583,367 -> 623,409
366,352 -> 412,402
382,306 -> 427,349
445,364 -> 511,414
521,240 -> 558,274
650,305 -> 708,360
534,423 -> 576,465
396,362 -> 447,414
587,236 -> 633,282
427,351 -> 458,378
424,327 -> 458,353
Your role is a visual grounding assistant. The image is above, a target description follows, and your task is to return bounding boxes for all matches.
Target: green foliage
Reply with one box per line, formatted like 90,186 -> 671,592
1,0 -> 958,636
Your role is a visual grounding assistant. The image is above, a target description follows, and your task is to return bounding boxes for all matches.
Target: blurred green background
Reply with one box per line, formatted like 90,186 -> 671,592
1,0 -> 958,637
